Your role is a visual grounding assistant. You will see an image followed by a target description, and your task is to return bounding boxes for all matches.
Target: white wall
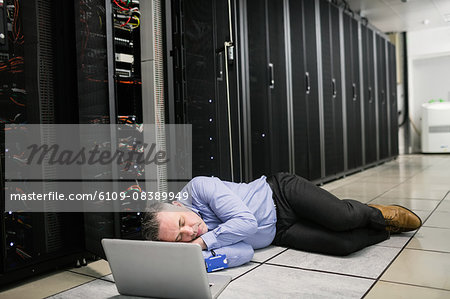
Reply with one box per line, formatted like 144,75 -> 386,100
407,27 -> 450,153
408,27 -> 450,59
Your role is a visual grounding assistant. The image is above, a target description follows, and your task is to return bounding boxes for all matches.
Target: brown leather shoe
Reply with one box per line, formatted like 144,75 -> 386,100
368,204 -> 422,233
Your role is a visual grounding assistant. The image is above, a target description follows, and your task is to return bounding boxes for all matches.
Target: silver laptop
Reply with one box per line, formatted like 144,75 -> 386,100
101,239 -> 232,299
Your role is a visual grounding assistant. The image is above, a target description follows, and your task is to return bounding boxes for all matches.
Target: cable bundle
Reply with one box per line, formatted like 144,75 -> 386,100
113,0 -> 140,30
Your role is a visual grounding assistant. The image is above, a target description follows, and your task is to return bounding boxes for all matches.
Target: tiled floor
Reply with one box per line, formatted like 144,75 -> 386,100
1,154 -> 450,298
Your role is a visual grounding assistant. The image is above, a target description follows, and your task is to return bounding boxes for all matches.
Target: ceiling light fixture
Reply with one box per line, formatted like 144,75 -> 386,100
423,19 -> 430,25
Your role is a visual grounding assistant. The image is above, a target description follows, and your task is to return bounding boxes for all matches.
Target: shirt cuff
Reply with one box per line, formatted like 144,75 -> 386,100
200,231 -> 218,250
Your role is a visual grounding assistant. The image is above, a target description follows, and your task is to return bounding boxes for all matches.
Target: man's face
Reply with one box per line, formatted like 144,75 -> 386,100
157,203 -> 208,242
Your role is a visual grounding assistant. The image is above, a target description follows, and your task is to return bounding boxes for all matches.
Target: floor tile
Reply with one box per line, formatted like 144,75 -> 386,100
355,176 -> 408,184
220,262 -> 260,280
424,211 -> 450,229
381,249 -> 450,290
330,182 -> 398,199
444,192 -> 450,200
381,188 -> 448,200
220,264 -> 374,299
408,175 -> 450,185
251,245 -> 287,263
375,232 -> 415,248
69,259 -> 111,278
396,182 -> 450,192
368,197 -> 440,212
369,169 -> 421,178
267,246 -> 400,279
0,271 -> 95,299
407,226 -> 450,253
321,176 -> 360,191
100,274 -> 114,282
99,262 -> 260,281
436,200 -> 450,212
47,278 -> 125,299
365,281 -> 450,299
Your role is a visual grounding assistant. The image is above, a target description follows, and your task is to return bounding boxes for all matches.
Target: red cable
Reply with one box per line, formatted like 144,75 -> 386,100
114,0 -> 130,10
10,97 -> 25,107
120,16 -> 132,27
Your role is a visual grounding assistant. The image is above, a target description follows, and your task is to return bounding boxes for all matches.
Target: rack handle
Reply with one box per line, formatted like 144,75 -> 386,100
269,63 -> 274,89
217,52 -> 223,81
305,72 -> 311,94
332,78 -> 337,98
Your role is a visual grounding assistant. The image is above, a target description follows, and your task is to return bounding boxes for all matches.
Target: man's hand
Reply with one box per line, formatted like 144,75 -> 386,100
190,237 -> 207,250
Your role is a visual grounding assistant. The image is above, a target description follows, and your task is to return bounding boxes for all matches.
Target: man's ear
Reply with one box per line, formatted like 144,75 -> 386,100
172,201 -> 182,207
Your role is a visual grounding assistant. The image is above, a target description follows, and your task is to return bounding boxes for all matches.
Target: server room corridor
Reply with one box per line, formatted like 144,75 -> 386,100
0,154 -> 448,298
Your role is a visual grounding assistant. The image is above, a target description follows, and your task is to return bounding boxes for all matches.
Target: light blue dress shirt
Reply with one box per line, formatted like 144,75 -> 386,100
179,175 -> 277,268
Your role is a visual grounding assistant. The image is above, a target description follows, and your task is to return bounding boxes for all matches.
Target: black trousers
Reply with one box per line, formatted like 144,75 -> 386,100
266,173 -> 389,256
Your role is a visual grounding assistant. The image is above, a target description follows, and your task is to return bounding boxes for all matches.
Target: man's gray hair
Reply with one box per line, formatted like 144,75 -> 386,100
141,202 -> 171,241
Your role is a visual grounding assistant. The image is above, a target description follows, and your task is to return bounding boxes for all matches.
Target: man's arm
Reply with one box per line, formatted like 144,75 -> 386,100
190,177 -> 258,250
201,241 -> 254,268
190,236 -> 207,250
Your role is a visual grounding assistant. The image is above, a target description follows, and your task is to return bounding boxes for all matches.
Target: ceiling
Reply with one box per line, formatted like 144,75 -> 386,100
345,0 -> 450,33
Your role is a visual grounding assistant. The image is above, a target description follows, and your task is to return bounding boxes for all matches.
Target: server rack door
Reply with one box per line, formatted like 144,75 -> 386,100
331,4 -> 344,175
320,1 -> 343,178
330,5 -> 345,174
377,35 -> 389,160
320,1 -> 334,177
212,0 -> 241,181
217,0 -> 242,180
75,0 -> 117,260
246,0 -> 271,178
289,0 -> 309,178
361,26 -> 376,165
1,0 -> 85,283
303,0 -> 321,180
343,13 -> 353,169
350,17 -> 362,169
388,43 -> 399,156
247,0 -> 289,179
184,0 -> 221,177
174,0 -> 238,180
267,0 -> 289,175
343,14 -> 362,171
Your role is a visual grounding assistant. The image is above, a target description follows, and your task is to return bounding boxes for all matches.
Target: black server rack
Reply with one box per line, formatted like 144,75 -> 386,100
75,0 -> 115,259
0,0 -> 84,285
376,35 -> 389,160
361,25 -> 377,165
244,0 -> 289,179
171,0 -> 241,181
166,0 -> 399,185
343,12 -> 362,171
289,0 -> 321,181
302,0 -> 321,181
388,42 -> 399,157
74,0 -> 145,259
320,0 -> 344,178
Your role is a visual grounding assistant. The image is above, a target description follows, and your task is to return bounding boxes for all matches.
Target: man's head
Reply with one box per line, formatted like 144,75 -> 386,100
141,201 -> 208,242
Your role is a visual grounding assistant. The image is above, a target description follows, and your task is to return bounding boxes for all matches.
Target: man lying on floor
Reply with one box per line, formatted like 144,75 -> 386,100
141,173 -> 422,268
